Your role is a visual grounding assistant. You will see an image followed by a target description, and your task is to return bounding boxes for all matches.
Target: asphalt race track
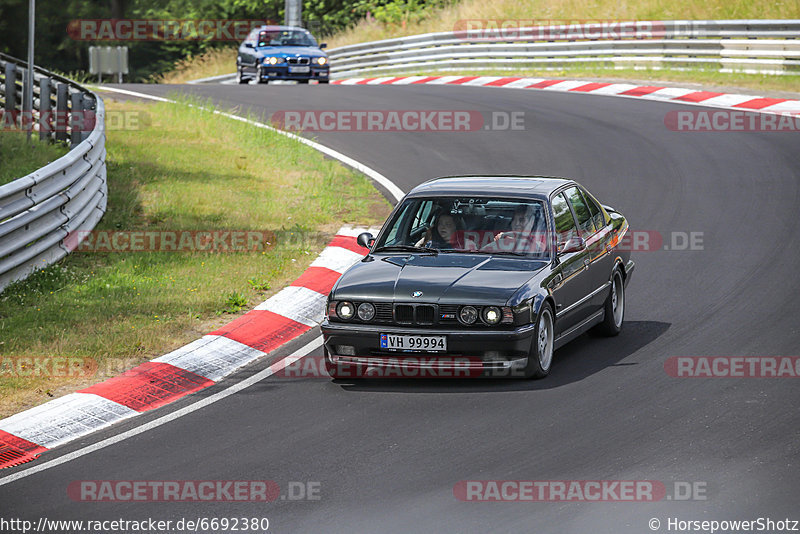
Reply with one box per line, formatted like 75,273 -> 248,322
2,83 -> 799,533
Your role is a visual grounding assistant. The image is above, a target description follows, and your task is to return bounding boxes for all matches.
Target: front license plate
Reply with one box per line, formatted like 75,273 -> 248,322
289,66 -> 310,73
380,334 -> 447,352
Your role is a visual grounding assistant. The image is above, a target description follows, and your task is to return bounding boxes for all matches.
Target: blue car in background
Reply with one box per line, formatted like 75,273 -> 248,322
236,25 -> 329,84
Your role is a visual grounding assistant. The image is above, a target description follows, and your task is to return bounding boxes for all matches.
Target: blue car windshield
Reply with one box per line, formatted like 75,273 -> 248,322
258,30 -> 317,47
374,197 -> 551,258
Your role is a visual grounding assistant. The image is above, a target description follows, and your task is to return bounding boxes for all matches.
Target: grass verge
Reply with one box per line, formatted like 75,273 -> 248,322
0,94 -> 392,419
156,47 -> 238,84
0,132 -> 68,187
326,0 -> 800,48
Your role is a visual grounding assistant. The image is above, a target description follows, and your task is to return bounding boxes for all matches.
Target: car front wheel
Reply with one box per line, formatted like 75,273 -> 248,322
257,66 -> 269,84
523,303 -> 554,378
236,66 -> 248,84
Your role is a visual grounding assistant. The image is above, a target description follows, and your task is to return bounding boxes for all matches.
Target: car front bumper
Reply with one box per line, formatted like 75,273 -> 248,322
260,65 -> 329,81
320,321 -> 537,377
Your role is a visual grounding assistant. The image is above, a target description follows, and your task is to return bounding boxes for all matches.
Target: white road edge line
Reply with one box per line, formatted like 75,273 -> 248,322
0,336 -> 323,486
92,85 -> 405,202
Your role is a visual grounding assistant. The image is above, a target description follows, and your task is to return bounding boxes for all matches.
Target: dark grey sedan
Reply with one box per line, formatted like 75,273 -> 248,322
321,175 -> 634,379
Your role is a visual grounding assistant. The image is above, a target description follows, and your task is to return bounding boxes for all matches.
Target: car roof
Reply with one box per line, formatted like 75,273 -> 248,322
407,175 -> 575,198
254,25 -> 310,33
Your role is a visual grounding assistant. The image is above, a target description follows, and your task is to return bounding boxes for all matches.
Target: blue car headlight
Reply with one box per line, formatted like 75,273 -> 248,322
315,57 -> 328,65
263,56 -> 282,65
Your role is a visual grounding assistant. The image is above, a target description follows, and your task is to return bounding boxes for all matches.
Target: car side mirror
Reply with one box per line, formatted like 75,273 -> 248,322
244,42 -> 254,48
319,43 -> 327,49
357,232 -> 374,250
559,236 -> 585,255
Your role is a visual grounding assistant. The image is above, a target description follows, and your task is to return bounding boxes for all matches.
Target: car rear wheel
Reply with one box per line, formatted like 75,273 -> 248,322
593,269 -> 625,336
523,303 -> 554,378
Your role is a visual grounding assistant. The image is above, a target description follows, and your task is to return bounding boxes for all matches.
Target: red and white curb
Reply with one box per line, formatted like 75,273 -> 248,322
0,225 -> 380,470
331,75 -> 800,115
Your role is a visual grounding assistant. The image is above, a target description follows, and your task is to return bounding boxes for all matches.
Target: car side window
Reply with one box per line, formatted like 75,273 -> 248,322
564,186 -> 595,236
552,193 -> 578,249
581,188 -> 606,231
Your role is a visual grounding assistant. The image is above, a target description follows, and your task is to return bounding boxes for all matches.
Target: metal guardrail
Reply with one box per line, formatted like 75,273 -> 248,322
0,53 -> 107,292
327,20 -> 800,78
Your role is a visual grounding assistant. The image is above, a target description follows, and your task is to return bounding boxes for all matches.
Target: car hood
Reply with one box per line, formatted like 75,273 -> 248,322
332,253 -> 547,304
256,46 -> 325,57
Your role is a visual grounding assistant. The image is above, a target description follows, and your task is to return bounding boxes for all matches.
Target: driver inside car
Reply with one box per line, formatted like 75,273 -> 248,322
484,204 -> 547,254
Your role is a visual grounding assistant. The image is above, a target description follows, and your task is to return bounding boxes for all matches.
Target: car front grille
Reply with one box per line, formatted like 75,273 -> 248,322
287,57 -> 310,65
394,304 -> 414,324
374,303 -> 394,323
415,305 -> 435,325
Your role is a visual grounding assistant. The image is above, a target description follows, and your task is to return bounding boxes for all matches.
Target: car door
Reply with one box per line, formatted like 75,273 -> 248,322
240,29 -> 259,73
549,191 -> 593,335
573,186 -> 615,314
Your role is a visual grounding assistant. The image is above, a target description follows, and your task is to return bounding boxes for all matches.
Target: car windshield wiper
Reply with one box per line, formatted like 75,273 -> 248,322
468,250 -> 541,257
373,245 -> 439,254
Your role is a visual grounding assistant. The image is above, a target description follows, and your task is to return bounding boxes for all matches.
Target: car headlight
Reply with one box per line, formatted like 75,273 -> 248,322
264,56 -> 280,65
316,57 -> 328,65
336,301 -> 355,320
482,306 -> 502,325
459,305 -> 478,325
357,302 -> 375,321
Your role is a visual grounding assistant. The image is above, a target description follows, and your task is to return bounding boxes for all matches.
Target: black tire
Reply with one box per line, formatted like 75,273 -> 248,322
318,80 -> 330,84
236,66 -> 248,84
593,269 -> 625,336
256,67 -> 269,84
298,79 -> 310,84
522,303 -> 555,378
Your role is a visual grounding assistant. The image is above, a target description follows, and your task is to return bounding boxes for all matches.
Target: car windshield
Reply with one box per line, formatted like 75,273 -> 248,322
258,30 -> 317,47
373,197 -> 551,258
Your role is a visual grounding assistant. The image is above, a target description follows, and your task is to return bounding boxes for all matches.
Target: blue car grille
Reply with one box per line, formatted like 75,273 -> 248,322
287,57 -> 310,65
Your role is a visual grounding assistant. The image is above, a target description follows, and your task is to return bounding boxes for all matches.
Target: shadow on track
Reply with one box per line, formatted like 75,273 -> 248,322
331,320 -> 670,393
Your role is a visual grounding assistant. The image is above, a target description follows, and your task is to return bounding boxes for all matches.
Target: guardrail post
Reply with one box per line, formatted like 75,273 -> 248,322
81,94 -> 93,143
39,77 -> 51,142
22,66 -> 34,134
55,82 -> 68,143
4,62 -> 16,113
70,91 -> 84,147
